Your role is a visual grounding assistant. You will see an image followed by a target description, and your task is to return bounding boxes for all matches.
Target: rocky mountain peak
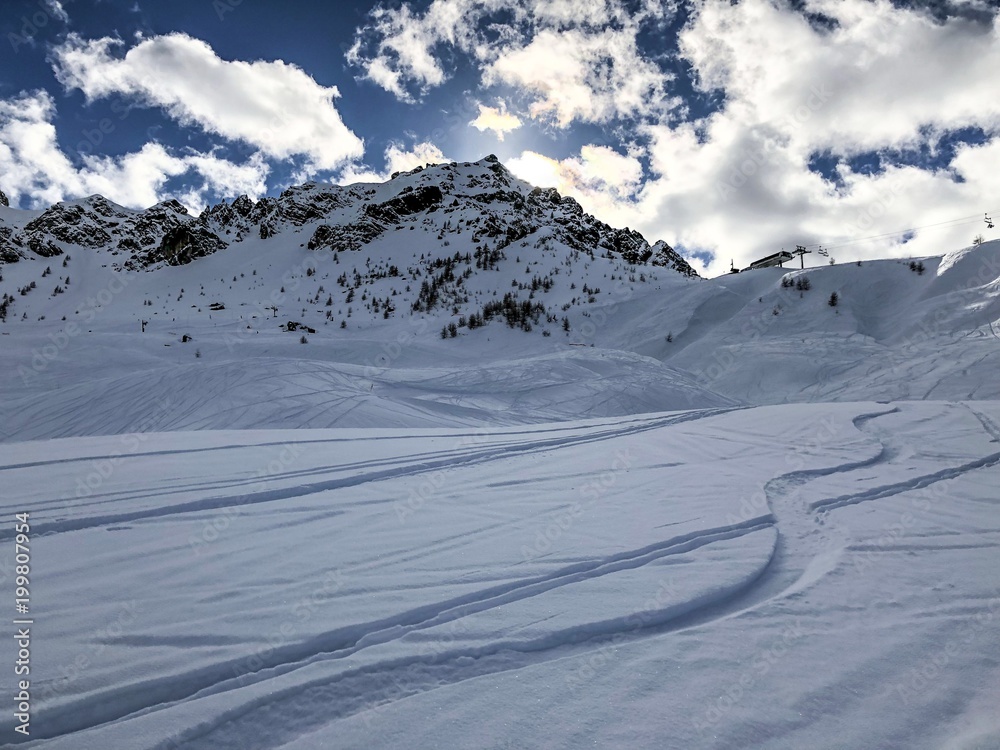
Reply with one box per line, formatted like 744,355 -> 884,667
0,156 -> 696,278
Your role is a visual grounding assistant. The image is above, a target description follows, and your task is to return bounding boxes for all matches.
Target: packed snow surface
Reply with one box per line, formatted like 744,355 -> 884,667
1,403 -> 999,748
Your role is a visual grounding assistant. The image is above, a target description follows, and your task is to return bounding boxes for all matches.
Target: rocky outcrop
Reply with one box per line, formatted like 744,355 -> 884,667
150,225 -> 228,267
25,204 -> 112,249
26,234 -> 64,257
649,240 -> 697,277
0,190 -> 8,208
276,183 -> 351,226
308,217 -> 384,252
365,185 -> 443,221
0,226 -> 23,262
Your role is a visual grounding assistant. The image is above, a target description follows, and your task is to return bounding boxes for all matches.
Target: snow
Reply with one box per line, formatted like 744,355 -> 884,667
1,403 -> 998,748
1,163 -> 999,747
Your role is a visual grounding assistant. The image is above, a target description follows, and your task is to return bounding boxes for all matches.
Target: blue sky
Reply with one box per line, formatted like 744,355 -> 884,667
1,0 -> 999,274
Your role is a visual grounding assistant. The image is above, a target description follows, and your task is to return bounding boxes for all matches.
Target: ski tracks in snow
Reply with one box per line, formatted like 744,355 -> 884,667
17,402 -> 1000,748
0,408 -> 743,542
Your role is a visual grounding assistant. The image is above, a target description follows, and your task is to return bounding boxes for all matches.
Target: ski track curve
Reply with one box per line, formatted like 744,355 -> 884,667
123,407 -> 917,750
29,407 -> 889,746
24,402 -> 1000,747
26,519 -> 773,742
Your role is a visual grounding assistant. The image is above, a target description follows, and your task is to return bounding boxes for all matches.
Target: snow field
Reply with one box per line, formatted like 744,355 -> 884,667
1,401 -> 997,748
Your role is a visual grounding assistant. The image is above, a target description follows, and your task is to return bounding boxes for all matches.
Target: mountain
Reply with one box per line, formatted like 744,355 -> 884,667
0,155 -> 729,436
2,156 -> 1000,441
0,154 -> 694,274
0,155 -> 699,345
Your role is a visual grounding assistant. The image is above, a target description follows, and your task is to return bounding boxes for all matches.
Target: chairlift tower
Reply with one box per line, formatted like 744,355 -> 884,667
793,245 -> 811,269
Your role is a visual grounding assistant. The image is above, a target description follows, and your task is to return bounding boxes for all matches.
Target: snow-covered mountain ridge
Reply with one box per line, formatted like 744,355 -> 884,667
0,154 -> 693,275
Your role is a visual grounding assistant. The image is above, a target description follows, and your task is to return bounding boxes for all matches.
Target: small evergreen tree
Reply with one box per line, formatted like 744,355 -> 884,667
828,291 -> 839,307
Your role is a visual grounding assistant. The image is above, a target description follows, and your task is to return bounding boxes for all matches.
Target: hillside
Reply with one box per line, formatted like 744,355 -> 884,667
0,154 -> 693,335
2,154 -> 999,439
0,156 -> 721,439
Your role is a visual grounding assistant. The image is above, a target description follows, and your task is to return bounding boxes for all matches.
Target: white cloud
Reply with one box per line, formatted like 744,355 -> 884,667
51,32 -> 364,176
348,0 -> 676,125
680,0 -> 1000,157
384,141 -> 450,174
485,26 -> 669,126
508,144 -> 648,234
509,144 -> 642,198
0,90 -> 269,211
338,141 -> 451,185
506,0 -> 1000,276
469,103 -> 522,140
43,0 -> 70,23
346,2 -> 460,102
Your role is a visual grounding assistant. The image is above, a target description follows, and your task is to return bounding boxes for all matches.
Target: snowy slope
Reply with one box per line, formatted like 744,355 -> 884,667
1,402 -> 998,748
0,350 -> 734,440
3,160 -> 1000,440
1,156 -> 727,440
2,218 -> 999,441
653,243 -> 1000,403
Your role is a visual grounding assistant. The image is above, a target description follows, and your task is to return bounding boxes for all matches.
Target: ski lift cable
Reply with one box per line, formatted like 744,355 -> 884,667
806,211 -> 1000,251
809,213 -> 995,250
802,208 -> 1000,251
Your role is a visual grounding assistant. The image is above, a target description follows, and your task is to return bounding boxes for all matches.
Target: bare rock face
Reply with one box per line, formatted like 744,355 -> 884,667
0,226 -> 23,262
26,234 -> 64,257
24,203 -> 112,249
144,225 -> 229,267
0,189 -> 8,208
